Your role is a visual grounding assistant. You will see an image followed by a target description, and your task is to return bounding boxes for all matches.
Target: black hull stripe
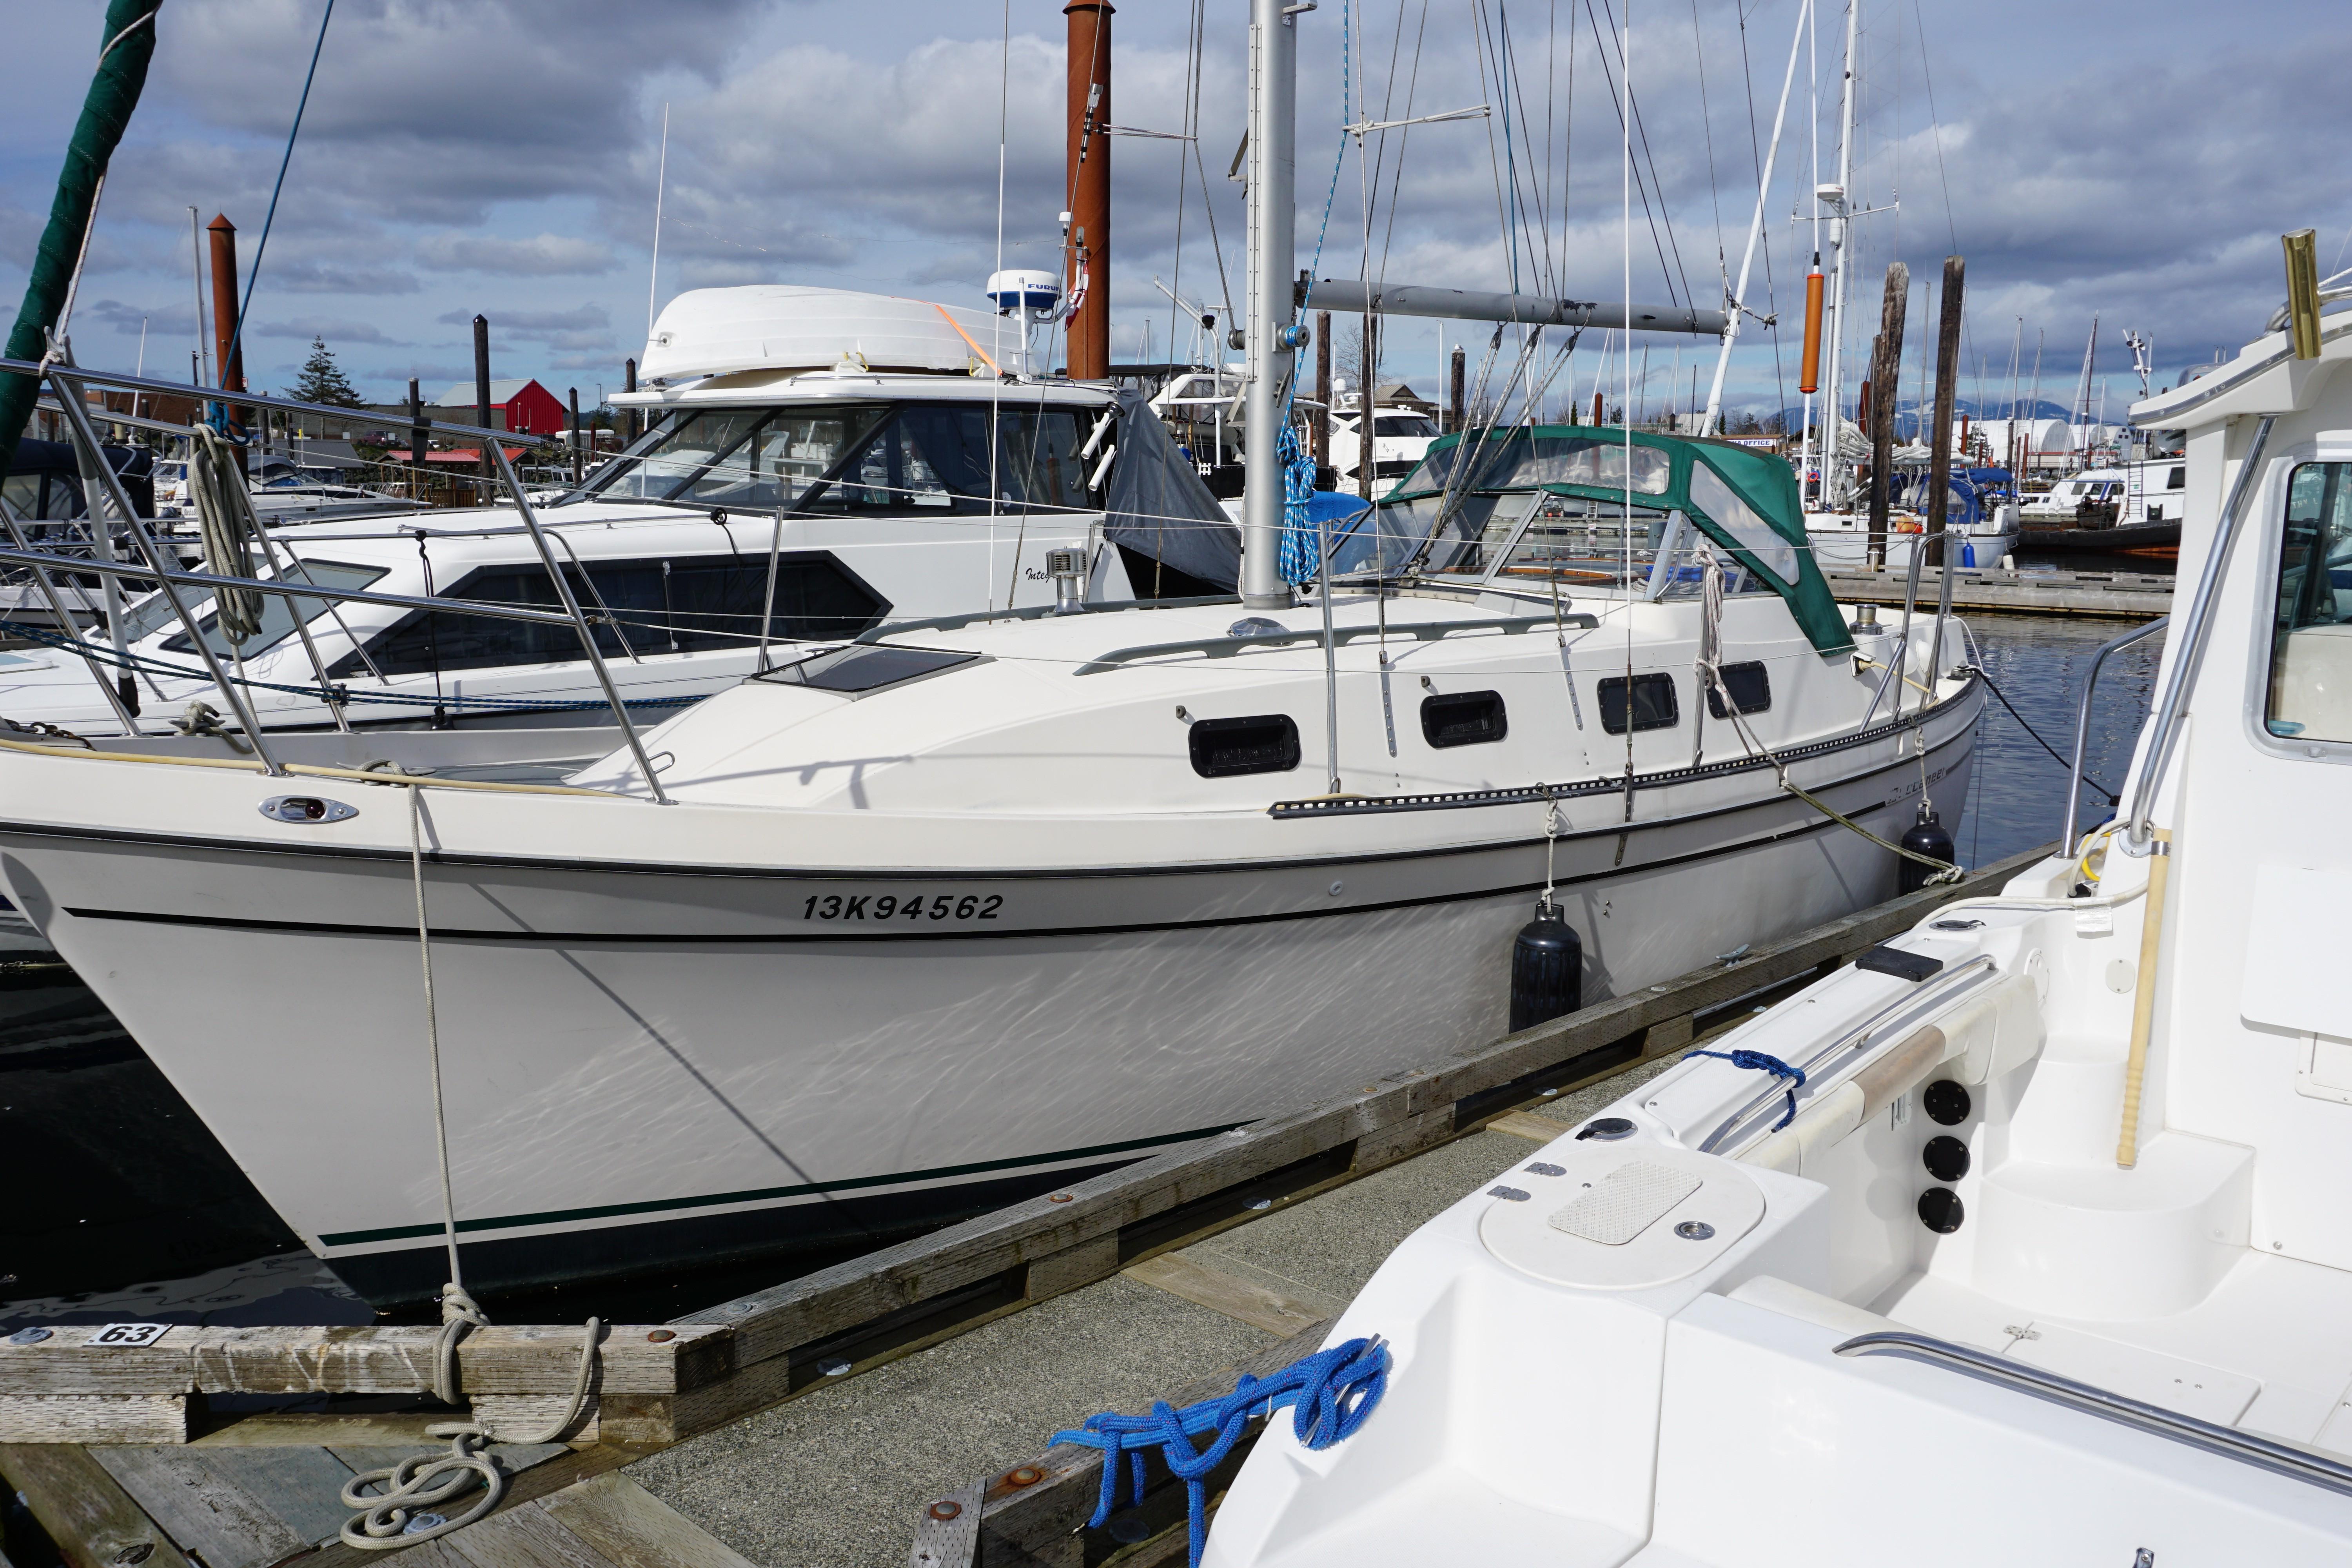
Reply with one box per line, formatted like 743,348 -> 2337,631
66,804 -> 1864,946
317,1120 -> 1243,1247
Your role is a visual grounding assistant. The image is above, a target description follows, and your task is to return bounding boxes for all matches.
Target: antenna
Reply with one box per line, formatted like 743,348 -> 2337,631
647,103 -> 669,341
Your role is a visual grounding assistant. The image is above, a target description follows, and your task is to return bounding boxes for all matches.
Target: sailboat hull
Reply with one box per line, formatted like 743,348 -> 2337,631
0,695 -> 1977,1305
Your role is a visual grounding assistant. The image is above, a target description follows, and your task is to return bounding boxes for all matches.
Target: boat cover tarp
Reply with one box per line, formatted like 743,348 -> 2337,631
1385,425 -> 1856,655
1103,387 -> 1241,590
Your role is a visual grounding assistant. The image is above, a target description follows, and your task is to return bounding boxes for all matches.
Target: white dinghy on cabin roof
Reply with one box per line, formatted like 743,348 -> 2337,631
1200,241 -> 2352,1568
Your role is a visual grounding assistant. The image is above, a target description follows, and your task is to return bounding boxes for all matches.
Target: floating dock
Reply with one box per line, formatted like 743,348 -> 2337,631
1824,566 -> 2171,619
0,846 -> 2049,1568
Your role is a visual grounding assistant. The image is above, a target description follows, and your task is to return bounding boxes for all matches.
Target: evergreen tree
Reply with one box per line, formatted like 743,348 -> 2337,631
288,336 -> 362,407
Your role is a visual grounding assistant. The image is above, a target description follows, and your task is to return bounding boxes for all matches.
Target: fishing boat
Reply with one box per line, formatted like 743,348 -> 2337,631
2018,455 -> 2187,557
1202,241 -> 2352,1567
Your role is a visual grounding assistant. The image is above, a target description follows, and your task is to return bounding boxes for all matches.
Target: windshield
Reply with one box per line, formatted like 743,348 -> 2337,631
584,401 -> 1096,515
1373,415 -> 1437,437
145,559 -> 390,658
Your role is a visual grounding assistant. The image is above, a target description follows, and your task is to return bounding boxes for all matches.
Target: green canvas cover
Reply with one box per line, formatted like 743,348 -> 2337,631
1383,425 -> 1853,655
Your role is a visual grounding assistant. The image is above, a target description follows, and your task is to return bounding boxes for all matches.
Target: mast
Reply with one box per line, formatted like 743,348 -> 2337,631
1240,0 -> 1305,609
1700,0 -> 1809,437
1818,0 -> 1861,511
0,0 -> 163,480
2070,314 -> 2099,451
1064,2 -> 1113,380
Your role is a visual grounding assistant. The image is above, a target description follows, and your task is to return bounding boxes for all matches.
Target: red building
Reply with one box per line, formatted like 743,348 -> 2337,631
433,378 -> 566,436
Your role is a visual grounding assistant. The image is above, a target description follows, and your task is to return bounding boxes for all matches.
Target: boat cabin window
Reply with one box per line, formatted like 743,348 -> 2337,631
2266,461 -> 2352,744
758,644 -> 977,693
1704,660 -> 1771,718
330,553 -> 886,678
1372,415 -> 1437,438
151,561 -> 390,659
1598,672 -> 1680,733
586,401 -> 1094,515
1421,690 -> 1507,748
1188,714 -> 1301,777
2167,466 -> 2186,490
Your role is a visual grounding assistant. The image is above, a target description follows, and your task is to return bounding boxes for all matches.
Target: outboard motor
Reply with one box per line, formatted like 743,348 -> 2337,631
1898,801 -> 1956,895
1509,898 -> 1583,1032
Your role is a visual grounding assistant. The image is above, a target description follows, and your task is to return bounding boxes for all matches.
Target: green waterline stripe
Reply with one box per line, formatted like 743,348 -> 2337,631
316,1121 -> 1247,1247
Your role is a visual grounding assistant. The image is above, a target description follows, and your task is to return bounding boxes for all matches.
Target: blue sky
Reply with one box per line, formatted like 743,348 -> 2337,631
6,0 -> 2345,420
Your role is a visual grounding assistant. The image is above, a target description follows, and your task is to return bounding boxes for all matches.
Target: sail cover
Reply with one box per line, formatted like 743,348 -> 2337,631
1103,387 -> 1241,590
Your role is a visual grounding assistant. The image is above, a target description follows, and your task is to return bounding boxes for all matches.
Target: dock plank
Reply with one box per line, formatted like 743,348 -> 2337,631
441,1499 -> 616,1568
1485,1110 -> 1573,1143
89,1447 -> 311,1568
0,1443 -> 197,1568
1122,1256 -> 1329,1338
193,1411 -> 450,1447
294,1445 -> 646,1568
184,1445 -> 358,1547
537,1472 -> 758,1568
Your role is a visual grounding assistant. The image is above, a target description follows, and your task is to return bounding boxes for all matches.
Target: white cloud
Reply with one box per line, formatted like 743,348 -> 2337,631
417,232 -> 617,276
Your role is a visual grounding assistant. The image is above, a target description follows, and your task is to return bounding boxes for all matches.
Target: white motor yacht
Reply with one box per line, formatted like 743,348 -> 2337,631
0,286 -> 1236,753
0,421 -> 1980,1304
1203,263 -> 2352,1567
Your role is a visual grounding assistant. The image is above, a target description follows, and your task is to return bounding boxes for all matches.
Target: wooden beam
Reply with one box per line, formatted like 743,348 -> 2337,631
536,1472 -> 759,1568
1122,1256 -> 1330,1338
89,1447 -> 310,1568
1485,1110 -> 1573,1144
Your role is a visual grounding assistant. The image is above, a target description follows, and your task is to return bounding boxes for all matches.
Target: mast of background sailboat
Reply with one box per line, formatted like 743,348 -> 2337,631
1819,0 -> 1861,512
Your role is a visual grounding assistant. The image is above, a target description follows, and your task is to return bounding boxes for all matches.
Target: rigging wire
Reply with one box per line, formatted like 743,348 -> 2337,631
220,0 -> 337,422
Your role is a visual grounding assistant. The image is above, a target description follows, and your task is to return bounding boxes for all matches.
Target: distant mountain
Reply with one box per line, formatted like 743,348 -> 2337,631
1759,396 -> 2081,436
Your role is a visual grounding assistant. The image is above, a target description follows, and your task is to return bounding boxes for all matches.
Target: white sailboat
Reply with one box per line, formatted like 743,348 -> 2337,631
1203,250 -> 2352,1565
0,0 -> 1981,1308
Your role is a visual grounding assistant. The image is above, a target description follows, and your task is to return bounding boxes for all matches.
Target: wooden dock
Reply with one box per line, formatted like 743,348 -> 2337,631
1825,565 -> 2171,619
0,846 -> 2053,1568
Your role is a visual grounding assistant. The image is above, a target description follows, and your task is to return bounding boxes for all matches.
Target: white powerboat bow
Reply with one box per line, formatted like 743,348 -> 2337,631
1203,259 -> 2352,1567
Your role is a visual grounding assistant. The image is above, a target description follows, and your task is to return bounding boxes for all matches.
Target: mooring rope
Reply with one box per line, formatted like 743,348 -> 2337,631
1049,1336 -> 1390,1568
336,781 -> 603,1550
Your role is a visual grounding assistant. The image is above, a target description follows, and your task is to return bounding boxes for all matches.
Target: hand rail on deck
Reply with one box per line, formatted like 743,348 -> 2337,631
1834,1329 -> 2352,1497
2060,615 -> 2169,853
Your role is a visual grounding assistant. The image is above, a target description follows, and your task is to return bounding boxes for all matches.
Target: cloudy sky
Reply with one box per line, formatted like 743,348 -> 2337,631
5,0 -> 2345,421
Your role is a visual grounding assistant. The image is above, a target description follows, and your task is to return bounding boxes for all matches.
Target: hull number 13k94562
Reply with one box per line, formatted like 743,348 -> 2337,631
803,893 -> 1004,922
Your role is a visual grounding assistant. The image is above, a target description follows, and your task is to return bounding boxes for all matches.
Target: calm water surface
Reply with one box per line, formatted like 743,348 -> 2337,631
0,608 -> 2170,1332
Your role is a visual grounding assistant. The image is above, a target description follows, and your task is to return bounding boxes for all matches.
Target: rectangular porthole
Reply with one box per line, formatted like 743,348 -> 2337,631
1188,714 -> 1301,777
1421,690 -> 1508,748
1597,672 -> 1679,734
1705,661 -> 1771,719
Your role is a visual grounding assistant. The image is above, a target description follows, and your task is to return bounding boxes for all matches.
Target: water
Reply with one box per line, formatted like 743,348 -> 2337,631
0,608 -> 2169,1332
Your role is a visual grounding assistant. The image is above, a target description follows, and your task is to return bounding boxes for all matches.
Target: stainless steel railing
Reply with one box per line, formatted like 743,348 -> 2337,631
1835,1329 -> 2352,1498
2059,615 -> 2169,855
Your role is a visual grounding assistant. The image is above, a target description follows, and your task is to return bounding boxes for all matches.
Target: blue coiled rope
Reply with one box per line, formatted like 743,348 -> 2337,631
1693,1048 -> 1809,1131
1048,1335 -> 1389,1568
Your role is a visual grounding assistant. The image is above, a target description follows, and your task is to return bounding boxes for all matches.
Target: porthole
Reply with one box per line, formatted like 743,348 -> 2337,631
1597,672 -> 1679,733
1420,690 -> 1507,748
1704,661 -> 1771,719
1187,714 -> 1301,778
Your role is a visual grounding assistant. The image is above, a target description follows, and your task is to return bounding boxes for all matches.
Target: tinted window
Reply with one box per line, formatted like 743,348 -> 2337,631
2267,461 -> 2352,743
1598,672 -> 1679,733
330,553 -> 885,678
1188,714 -> 1301,777
1704,661 -> 1771,719
758,644 -> 975,693
160,561 -> 390,659
1421,690 -> 1507,748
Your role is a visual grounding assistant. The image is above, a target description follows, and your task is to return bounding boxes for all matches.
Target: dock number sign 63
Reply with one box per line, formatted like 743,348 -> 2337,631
88,1322 -> 172,1347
